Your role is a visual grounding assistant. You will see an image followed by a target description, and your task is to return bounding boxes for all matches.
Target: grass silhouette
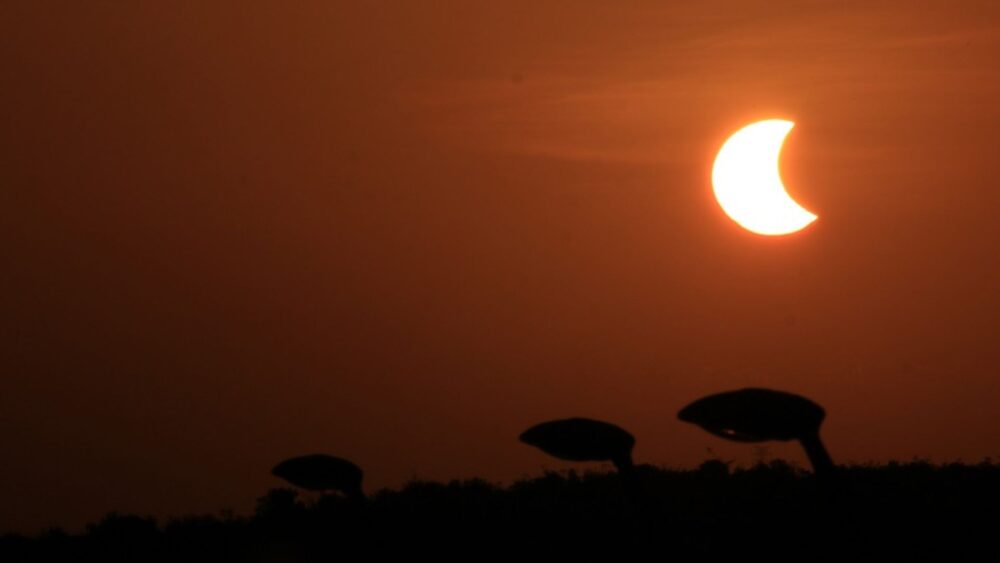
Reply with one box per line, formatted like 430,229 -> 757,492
3,459 -> 999,561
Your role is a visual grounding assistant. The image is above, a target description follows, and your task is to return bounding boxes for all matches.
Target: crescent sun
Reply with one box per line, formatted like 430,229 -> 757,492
712,119 -> 817,236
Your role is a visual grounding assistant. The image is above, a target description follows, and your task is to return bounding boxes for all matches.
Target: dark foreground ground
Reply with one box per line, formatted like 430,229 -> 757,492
3,460 -> 999,561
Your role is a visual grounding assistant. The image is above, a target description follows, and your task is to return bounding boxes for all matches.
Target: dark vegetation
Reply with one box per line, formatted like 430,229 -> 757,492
4,460 -> 999,562
679,388 -> 836,476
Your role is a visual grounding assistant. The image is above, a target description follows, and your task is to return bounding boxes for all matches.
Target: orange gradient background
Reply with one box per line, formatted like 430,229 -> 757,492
2,1 -> 999,533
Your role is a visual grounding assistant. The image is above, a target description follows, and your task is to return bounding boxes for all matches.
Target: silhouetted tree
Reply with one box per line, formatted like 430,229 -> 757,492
519,418 -> 636,479
271,454 -> 365,500
678,388 -> 835,476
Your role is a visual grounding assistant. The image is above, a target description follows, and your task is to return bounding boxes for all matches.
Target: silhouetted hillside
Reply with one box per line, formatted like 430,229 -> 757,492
3,460 -> 999,561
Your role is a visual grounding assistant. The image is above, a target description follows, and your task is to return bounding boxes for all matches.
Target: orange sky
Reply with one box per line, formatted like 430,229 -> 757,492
2,1 -> 999,533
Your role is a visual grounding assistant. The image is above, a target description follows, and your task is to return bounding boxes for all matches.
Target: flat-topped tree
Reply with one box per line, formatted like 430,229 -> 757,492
271,454 -> 365,500
519,417 -> 636,476
678,388 -> 835,476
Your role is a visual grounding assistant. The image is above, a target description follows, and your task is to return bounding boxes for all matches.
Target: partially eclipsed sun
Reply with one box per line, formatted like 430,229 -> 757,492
712,119 -> 817,236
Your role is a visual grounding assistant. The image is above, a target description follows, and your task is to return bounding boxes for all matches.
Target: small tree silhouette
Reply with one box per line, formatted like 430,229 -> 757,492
519,418 -> 636,476
518,417 -> 644,506
271,454 -> 366,500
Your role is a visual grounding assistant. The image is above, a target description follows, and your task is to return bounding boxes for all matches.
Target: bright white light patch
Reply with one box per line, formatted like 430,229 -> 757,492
712,119 -> 817,236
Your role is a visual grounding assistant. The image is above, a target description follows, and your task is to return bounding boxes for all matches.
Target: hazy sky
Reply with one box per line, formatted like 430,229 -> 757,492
3,1 -> 999,532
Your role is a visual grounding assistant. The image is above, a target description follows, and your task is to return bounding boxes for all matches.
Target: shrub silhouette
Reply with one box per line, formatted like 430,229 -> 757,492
3,461 -> 1000,561
255,488 -> 305,521
678,387 -> 835,476
697,458 -> 731,479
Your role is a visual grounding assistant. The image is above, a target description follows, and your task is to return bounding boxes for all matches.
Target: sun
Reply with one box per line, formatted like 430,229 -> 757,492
712,119 -> 817,236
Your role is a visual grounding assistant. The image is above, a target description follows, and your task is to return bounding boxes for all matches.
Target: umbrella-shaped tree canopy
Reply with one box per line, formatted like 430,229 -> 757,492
678,388 -> 825,442
519,417 -> 635,472
271,454 -> 365,498
678,388 -> 835,476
